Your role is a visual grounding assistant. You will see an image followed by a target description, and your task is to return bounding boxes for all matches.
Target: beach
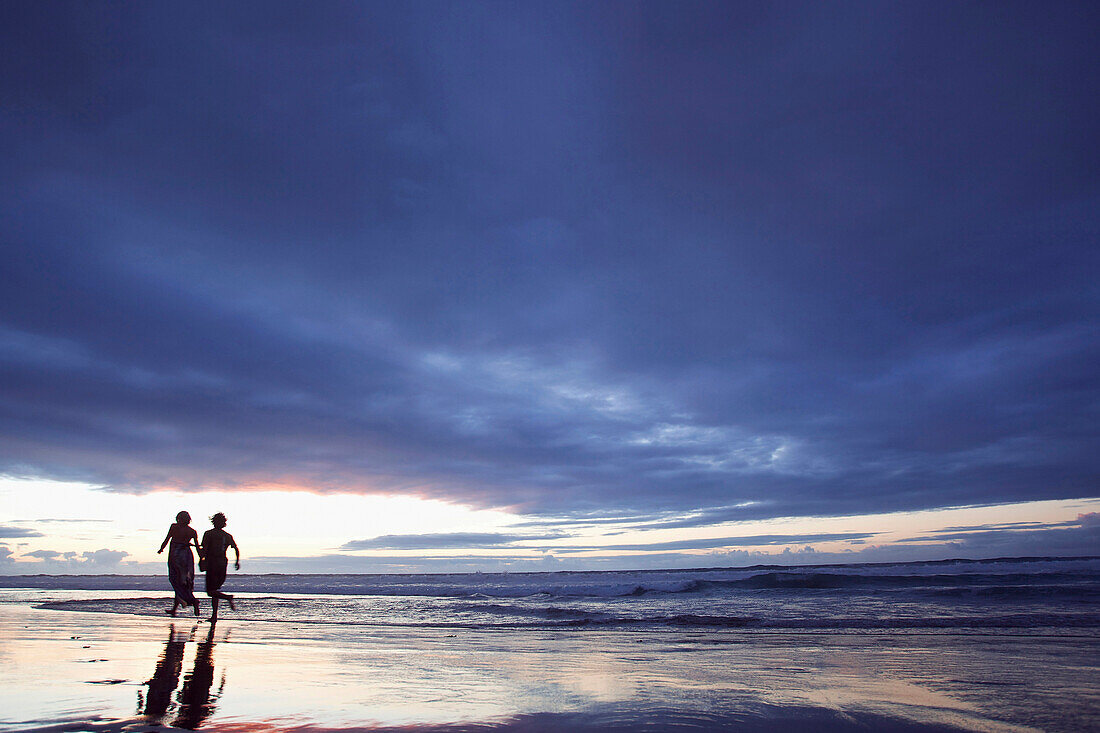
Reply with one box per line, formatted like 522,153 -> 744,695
2,560 -> 1099,731
9,604 -> 1098,732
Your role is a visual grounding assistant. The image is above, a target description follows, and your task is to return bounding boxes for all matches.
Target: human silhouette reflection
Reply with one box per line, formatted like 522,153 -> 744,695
174,621 -> 226,729
138,622 -> 226,729
139,623 -> 193,722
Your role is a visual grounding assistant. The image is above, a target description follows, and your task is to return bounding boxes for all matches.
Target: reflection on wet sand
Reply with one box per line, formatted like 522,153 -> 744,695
175,623 -> 226,729
3,598 -> 1094,733
139,623 -> 190,721
138,622 -> 226,729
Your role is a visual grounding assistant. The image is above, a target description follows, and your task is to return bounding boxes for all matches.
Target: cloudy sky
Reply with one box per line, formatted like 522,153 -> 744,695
1,2 -> 1097,574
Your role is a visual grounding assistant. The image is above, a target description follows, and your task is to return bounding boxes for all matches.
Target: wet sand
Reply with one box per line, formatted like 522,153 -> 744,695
1,602 -> 1098,732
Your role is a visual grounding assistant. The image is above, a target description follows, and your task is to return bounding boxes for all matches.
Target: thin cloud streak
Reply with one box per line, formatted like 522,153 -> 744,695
341,532 -> 569,551
543,533 -> 880,553
0,525 -> 43,539
338,531 -> 877,554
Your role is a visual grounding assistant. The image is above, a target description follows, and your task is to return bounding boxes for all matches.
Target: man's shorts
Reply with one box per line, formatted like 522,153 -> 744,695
205,560 -> 228,593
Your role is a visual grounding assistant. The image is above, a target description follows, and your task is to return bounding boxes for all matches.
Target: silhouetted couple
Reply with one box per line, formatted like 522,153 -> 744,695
158,511 -> 240,622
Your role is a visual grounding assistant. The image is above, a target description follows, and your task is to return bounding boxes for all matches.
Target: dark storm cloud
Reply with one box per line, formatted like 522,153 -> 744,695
1,2 -> 1098,520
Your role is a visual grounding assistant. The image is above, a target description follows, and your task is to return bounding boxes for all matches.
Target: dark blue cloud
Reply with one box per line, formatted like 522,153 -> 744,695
15,547 -> 128,570
935,520 -> 1078,533
899,513 -> 1100,557
543,532 -> 880,553
11,518 -> 112,524
341,530 -> 874,552
0,526 -> 43,539
22,549 -> 62,560
0,2 -> 1097,520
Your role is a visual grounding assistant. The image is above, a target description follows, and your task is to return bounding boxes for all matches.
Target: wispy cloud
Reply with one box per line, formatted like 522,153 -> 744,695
340,532 -> 569,551
0,525 -> 43,539
899,513 -> 1100,556
11,518 -> 113,524
337,530 -> 879,555
546,533 -> 880,553
935,520 -> 1077,533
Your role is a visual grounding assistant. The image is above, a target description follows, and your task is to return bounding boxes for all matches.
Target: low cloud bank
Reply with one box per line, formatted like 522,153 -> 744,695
9,547 -> 130,573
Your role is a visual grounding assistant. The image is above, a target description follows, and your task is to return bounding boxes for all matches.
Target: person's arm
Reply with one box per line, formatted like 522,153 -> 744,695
157,527 -> 172,554
230,535 -> 240,570
191,528 -> 202,555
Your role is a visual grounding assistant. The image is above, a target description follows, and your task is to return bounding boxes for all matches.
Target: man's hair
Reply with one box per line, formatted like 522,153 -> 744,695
211,512 -> 227,527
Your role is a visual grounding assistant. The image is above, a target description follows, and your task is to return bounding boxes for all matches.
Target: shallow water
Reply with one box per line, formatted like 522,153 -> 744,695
8,556 -> 1100,633
1,558 -> 1099,731
1,604 -> 1098,732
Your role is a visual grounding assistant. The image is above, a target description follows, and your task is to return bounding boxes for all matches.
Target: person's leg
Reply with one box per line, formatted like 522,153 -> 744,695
168,557 -> 185,616
205,563 -> 231,617
210,596 -> 219,622
173,548 -> 199,616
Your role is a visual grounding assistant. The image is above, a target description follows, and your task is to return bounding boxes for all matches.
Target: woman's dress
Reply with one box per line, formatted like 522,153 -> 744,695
167,541 -> 198,606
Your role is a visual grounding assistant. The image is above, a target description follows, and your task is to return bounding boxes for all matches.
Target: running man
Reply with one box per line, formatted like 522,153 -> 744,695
200,512 -> 239,622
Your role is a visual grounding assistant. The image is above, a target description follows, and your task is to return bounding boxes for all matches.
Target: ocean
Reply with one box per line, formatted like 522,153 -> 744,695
2,556 -> 1100,731
5,555 -> 1099,633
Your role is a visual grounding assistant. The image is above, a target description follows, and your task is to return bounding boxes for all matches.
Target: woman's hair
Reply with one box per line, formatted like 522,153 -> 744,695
211,512 -> 227,528
176,511 -> 191,524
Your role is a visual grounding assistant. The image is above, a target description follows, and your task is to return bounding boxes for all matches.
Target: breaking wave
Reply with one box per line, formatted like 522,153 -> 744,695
13,556 -> 1100,635
35,596 -> 1100,631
